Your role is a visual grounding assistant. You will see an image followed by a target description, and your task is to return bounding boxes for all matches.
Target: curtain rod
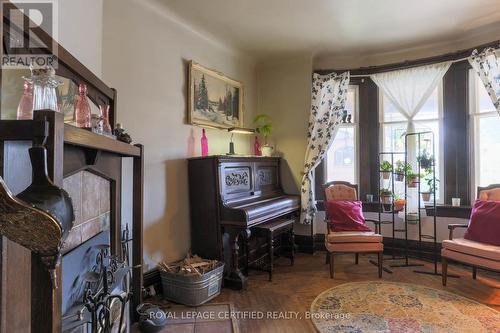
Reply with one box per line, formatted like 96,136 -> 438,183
349,55 -> 471,78
323,43 -> 500,78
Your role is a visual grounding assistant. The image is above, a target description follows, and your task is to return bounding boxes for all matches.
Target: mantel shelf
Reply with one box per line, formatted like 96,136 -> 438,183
0,120 -> 140,157
64,124 -> 140,157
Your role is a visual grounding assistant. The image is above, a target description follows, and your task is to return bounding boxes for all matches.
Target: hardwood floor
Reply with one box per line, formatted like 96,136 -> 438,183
213,252 -> 500,333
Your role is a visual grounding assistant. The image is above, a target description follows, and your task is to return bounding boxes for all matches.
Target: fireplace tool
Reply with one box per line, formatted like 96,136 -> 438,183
0,145 -> 75,288
83,244 -> 131,333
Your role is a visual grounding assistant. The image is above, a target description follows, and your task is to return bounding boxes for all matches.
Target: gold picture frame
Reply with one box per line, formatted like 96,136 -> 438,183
188,61 -> 244,129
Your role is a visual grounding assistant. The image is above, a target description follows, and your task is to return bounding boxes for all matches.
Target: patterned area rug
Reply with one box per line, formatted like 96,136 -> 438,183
310,281 -> 500,333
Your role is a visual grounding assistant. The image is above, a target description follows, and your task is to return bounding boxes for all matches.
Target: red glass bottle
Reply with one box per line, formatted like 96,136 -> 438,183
254,136 -> 261,156
17,80 -> 34,120
201,129 -> 209,156
75,83 -> 91,128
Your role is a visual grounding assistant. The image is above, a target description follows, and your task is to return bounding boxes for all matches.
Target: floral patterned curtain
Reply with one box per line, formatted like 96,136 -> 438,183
300,71 -> 349,225
469,48 -> 500,114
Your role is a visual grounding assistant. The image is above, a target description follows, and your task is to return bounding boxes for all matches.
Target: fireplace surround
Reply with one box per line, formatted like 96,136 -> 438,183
0,3 -> 144,332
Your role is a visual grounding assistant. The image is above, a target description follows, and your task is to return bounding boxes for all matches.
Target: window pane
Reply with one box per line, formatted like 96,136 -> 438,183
477,115 -> 500,186
345,88 -> 356,123
326,127 -> 356,183
413,88 -> 439,120
382,95 -> 407,122
382,123 -> 406,152
477,78 -> 496,113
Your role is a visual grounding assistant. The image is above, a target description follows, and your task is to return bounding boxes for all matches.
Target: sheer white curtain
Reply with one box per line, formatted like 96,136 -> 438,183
469,48 -> 500,115
300,72 -> 349,225
371,62 -> 451,134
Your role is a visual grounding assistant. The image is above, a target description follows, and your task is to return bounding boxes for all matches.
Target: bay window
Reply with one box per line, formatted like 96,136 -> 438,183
470,72 -> 500,189
325,86 -> 359,184
379,83 -> 444,202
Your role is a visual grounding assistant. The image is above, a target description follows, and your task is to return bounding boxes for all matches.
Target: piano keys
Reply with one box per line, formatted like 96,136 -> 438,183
187,156 -> 300,289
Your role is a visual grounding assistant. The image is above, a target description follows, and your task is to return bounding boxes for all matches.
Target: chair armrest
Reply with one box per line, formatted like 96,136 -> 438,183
448,224 -> 468,240
365,219 -> 380,233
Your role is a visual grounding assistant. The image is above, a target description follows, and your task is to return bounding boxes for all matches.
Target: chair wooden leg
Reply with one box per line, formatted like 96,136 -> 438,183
329,253 -> 334,279
355,253 -> 359,265
378,252 -> 382,278
325,252 -> 330,265
472,266 -> 477,280
442,258 -> 448,286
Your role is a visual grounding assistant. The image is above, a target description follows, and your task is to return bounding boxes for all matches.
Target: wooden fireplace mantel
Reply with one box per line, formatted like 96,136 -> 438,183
0,111 -> 145,333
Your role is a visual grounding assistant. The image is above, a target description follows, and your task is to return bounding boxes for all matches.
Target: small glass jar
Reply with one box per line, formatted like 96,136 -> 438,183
99,104 -> 112,134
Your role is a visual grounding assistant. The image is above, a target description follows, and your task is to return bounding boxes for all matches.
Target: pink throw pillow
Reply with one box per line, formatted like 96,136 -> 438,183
325,200 -> 372,232
464,200 -> 500,246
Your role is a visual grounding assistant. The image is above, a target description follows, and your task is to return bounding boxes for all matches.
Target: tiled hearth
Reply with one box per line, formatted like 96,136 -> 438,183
62,171 -> 111,253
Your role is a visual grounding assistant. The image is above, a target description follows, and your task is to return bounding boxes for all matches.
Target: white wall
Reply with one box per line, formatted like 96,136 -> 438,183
57,0 -> 103,77
257,56 -> 313,235
102,0 -> 257,269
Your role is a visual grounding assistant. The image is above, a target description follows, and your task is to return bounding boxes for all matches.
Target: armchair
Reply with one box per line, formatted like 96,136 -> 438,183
323,181 -> 383,278
442,185 -> 500,286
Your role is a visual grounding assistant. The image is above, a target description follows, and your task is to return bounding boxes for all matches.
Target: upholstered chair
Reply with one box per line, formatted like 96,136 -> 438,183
323,181 -> 383,278
442,184 -> 500,286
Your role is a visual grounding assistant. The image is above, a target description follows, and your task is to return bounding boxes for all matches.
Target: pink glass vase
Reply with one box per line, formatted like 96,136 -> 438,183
201,129 -> 209,156
74,83 -> 91,128
17,80 -> 34,120
100,104 -> 112,134
254,136 -> 261,156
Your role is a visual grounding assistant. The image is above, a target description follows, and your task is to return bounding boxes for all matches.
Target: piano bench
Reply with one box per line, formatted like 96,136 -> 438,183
251,218 -> 295,282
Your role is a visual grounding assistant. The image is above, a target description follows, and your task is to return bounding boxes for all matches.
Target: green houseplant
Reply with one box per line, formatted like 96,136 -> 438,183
394,161 -> 411,182
406,171 -> 419,188
421,171 -> 439,202
417,149 -> 434,170
380,160 -> 392,180
253,114 -> 273,156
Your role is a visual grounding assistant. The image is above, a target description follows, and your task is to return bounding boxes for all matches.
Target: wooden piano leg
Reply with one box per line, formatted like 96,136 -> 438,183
224,228 -> 250,290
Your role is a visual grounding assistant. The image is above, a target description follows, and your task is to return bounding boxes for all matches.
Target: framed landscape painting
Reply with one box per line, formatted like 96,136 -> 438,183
188,61 -> 243,129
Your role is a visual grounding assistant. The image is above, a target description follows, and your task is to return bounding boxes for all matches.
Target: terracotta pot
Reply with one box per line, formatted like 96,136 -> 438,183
381,171 -> 391,180
421,192 -> 431,202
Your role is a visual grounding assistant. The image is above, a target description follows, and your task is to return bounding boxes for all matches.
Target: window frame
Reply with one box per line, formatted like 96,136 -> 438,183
323,85 -> 360,185
378,82 -> 445,203
469,70 -> 500,197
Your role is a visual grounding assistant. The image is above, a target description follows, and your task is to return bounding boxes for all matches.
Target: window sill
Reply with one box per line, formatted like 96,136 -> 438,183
316,200 -> 472,219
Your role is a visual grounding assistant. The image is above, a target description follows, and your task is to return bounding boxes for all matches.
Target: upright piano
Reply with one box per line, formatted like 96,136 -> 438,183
187,156 -> 300,289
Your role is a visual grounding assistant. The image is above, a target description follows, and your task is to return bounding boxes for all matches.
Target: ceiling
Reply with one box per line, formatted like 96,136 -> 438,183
156,0 -> 500,64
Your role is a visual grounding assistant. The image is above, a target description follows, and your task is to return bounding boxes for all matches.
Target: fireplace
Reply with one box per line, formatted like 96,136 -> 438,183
61,171 -> 130,332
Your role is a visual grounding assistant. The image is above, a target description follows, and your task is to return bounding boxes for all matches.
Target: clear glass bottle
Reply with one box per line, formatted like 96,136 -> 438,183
31,66 -> 60,112
74,83 -> 91,128
17,79 -> 34,120
201,128 -> 209,156
99,104 -> 112,134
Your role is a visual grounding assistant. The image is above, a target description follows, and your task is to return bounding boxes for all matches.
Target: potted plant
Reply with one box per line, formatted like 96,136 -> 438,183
421,171 -> 439,202
380,161 -> 392,180
253,114 -> 273,156
417,149 -> 434,170
393,193 -> 406,212
394,161 -> 411,182
406,171 -> 419,188
380,188 -> 393,204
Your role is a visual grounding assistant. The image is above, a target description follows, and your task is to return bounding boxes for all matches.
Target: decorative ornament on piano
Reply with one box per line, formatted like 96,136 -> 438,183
225,169 -> 250,190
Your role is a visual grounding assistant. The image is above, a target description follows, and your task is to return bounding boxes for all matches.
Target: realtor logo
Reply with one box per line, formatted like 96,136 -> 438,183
1,0 -> 58,68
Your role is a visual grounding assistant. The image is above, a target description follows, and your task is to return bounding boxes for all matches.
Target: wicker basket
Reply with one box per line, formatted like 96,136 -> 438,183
160,262 -> 224,306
